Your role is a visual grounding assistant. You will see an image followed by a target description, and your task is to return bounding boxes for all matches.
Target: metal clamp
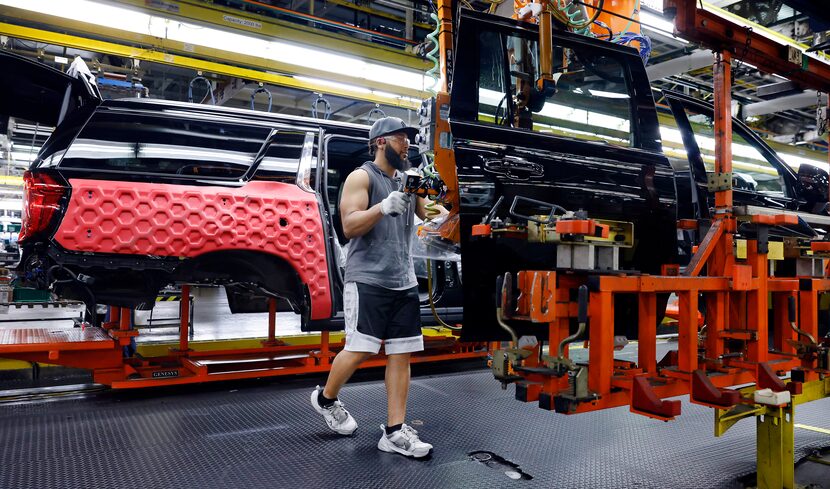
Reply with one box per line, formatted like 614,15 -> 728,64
707,172 -> 732,192
508,195 -> 566,224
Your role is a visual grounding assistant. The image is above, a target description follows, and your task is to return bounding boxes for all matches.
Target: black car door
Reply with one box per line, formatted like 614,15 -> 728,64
0,50 -> 99,127
662,90 -> 801,214
450,10 -> 679,341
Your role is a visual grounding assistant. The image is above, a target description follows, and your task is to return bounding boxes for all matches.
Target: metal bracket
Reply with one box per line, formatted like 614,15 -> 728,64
707,172 -> 733,192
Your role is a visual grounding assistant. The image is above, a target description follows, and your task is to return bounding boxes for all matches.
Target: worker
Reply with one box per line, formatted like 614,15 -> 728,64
310,117 -> 445,458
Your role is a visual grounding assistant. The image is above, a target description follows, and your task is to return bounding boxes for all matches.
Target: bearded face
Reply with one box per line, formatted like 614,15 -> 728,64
384,140 -> 410,172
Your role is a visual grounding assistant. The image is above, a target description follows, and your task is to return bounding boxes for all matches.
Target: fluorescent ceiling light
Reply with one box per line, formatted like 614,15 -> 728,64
639,11 -> 688,44
640,0 -> 664,12
0,0 -> 430,94
639,11 -> 675,35
294,76 -> 371,95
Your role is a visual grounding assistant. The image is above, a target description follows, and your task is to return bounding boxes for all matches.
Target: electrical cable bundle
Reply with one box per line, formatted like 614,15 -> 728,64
614,32 -> 652,64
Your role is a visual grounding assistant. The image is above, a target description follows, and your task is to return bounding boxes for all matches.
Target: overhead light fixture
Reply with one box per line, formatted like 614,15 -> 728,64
0,0 -> 433,95
639,10 -> 688,44
294,76 -> 371,95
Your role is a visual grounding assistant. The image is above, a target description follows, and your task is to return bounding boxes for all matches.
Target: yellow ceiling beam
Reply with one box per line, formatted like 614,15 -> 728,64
108,0 -> 429,71
0,5 -> 429,98
0,22 -> 422,110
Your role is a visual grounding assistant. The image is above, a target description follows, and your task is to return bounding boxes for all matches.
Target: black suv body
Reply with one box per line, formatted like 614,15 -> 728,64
5,51 -> 463,329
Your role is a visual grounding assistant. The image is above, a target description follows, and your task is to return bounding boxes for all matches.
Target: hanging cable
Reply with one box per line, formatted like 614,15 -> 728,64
593,19 -> 613,40
187,75 -> 215,105
611,0 -> 639,41
311,93 -> 331,120
250,85 -> 273,112
367,105 -> 386,123
614,32 -> 652,64
426,258 -> 461,330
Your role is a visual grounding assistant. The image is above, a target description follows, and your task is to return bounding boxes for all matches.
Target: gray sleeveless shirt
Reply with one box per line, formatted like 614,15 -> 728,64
343,162 -> 417,289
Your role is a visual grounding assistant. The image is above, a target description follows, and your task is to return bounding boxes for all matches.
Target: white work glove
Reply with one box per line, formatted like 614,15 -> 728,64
380,191 -> 408,217
517,2 -> 542,19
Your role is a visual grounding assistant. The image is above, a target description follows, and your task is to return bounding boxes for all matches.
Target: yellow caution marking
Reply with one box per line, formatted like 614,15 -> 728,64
155,295 -> 182,302
795,424 -> 830,436
0,359 -> 32,370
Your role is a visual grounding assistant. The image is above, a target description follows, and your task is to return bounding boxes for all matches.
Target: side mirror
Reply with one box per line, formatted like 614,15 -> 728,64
797,164 -> 829,203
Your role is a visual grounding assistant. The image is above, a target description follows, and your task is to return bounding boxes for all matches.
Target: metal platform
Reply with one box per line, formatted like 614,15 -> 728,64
0,327 -> 113,353
0,369 -> 827,489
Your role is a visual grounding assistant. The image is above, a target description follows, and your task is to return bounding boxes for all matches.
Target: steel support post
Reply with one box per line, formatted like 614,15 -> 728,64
756,404 -> 795,489
119,307 -> 131,331
177,284 -> 191,352
678,290 -> 699,372
588,291 -> 614,396
320,331 -> 331,366
798,288 -> 819,369
705,292 -> 727,360
713,50 -> 733,214
747,241 -> 769,363
638,293 -> 657,374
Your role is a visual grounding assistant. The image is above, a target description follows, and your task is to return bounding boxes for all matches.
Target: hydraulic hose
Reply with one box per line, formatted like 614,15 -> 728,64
496,273 -> 519,346
46,265 -> 97,325
788,295 -> 818,345
426,259 -> 460,330
425,13 -> 441,96
420,153 -> 443,221
551,0 -> 605,36
187,76 -> 216,105
557,285 -> 588,358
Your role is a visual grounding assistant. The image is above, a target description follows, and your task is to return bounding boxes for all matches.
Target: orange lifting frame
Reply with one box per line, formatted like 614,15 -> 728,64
0,283 -> 487,388
502,46 -> 828,421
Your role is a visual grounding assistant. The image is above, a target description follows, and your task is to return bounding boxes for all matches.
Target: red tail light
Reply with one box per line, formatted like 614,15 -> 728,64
20,171 -> 67,243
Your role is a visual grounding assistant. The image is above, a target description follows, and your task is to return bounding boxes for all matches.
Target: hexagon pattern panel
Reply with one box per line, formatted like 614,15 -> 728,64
54,179 -> 331,319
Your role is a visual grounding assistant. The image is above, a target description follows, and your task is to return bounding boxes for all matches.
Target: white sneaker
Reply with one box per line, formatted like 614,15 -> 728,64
310,386 -> 357,435
377,424 -> 433,458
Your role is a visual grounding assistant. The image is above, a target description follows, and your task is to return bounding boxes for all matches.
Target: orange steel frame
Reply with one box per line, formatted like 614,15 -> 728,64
495,1 -> 830,420
0,283 -> 486,388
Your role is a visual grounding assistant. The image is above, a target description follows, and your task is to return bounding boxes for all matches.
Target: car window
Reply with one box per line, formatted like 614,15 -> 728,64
668,105 -> 786,196
252,131 -> 308,182
476,30 -> 633,146
59,111 -> 271,179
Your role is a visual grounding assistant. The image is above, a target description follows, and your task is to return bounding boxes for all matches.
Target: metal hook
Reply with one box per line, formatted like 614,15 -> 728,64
367,104 -> 386,123
311,93 -> 331,120
187,76 -> 216,105
250,86 -> 273,112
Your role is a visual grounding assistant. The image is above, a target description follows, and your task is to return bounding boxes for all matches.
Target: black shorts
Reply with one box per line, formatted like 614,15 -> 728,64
343,282 -> 423,354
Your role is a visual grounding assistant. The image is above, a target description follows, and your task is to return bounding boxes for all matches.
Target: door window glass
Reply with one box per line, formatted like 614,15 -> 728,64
669,106 -> 786,196
477,30 -> 633,146
60,111 -> 271,179
252,131 -> 308,182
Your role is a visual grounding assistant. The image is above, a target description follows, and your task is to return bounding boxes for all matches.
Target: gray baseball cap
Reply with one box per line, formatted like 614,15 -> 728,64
368,116 -> 419,142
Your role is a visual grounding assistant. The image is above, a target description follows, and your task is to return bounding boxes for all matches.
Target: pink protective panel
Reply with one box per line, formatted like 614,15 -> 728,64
55,179 -> 332,320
